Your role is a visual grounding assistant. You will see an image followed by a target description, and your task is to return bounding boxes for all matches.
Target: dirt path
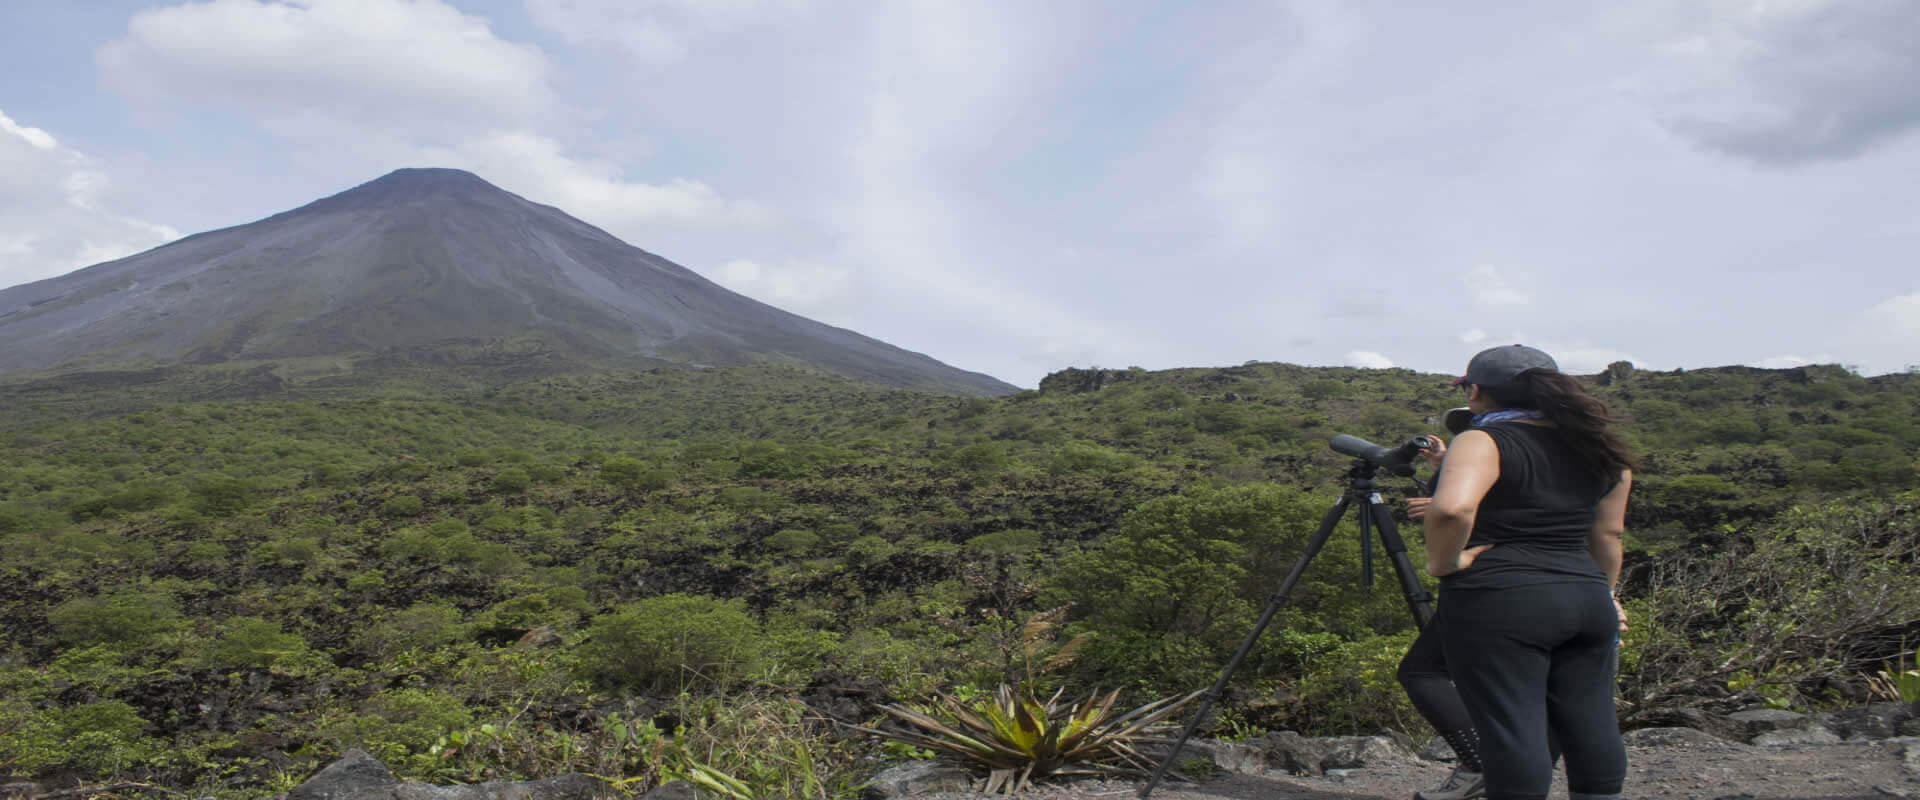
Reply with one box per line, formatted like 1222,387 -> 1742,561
915,735 -> 1920,800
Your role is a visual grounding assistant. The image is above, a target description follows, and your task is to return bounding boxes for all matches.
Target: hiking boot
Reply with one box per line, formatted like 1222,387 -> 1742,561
1414,766 -> 1485,800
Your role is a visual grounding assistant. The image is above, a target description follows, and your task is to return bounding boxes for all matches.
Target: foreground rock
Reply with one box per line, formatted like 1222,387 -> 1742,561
281,750 -> 613,800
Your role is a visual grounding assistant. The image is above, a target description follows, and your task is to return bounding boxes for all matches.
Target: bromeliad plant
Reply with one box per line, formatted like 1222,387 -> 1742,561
871,684 -> 1203,794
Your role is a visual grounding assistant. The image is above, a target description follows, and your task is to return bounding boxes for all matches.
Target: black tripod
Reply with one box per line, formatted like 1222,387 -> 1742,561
1140,454 -> 1436,798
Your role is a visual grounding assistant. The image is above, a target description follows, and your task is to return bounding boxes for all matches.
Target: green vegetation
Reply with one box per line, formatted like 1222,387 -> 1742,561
873,685 -> 1201,794
0,359 -> 1916,796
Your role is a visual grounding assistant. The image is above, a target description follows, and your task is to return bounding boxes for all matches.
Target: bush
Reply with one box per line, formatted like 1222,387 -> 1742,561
200,617 -> 314,671
0,700 -> 157,775
49,593 -> 185,651
1625,499 -> 1920,711
943,442 -> 1008,472
380,494 -> 426,518
1291,631 -> 1423,735
1048,442 -> 1140,475
190,475 -> 258,516
845,535 -> 896,566
491,468 -> 532,494
1048,484 -> 1410,693
579,594 -> 767,692
964,529 -> 1043,555
328,688 -> 474,765
601,456 -> 648,488
357,602 -> 466,658
764,528 -> 821,556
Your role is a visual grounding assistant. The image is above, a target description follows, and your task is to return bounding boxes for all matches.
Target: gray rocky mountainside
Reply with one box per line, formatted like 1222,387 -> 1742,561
0,168 -> 1017,395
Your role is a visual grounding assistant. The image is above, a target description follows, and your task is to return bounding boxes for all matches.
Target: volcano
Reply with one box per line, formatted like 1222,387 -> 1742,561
0,168 -> 1017,395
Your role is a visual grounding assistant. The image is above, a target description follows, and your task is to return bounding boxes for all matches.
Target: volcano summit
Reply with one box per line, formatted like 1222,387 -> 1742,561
0,168 -> 1016,395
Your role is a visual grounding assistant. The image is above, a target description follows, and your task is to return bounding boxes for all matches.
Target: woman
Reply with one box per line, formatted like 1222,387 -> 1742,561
1422,344 -> 1636,800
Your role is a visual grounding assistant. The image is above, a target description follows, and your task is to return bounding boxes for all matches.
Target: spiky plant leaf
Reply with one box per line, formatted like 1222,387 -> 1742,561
867,683 -> 1202,792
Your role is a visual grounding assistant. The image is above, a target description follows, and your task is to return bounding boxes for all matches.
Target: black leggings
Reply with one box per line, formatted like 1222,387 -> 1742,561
1440,582 -> 1625,800
1397,605 -> 1484,772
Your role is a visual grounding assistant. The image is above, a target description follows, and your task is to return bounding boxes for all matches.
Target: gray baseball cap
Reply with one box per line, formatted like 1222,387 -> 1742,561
1453,344 -> 1558,387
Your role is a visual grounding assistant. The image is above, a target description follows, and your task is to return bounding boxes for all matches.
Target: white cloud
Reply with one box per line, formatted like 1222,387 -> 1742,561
1828,290 -> 1920,374
1757,353 -> 1832,369
0,108 -> 181,288
0,114 -> 58,150
1651,0 -> 1920,164
523,0 -> 804,62
1862,291 -> 1920,338
99,0 -> 554,136
713,258 -> 858,324
418,133 -> 767,231
1465,264 -> 1532,308
1536,344 -> 1642,376
831,1 -> 1160,384
1458,328 -> 1487,344
95,0 -> 758,237
1345,350 -> 1395,369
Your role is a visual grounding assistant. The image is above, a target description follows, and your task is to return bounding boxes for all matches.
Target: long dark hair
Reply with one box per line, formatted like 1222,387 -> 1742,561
1484,369 -> 1637,480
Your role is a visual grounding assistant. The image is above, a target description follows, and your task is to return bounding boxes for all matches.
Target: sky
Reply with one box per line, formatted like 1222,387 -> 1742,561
3,0 -> 1918,389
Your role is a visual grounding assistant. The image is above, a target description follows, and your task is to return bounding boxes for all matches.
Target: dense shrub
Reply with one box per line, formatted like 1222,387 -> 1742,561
0,700 -> 157,775
327,688 -> 475,766
1049,483 -> 1414,694
199,617 -> 315,671
490,468 -> 532,494
49,593 -> 185,651
578,594 -> 767,692
1624,499 -> 1920,712
380,494 -> 426,518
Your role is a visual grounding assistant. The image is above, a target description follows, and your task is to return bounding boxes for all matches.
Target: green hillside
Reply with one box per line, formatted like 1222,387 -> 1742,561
2,359 -> 1916,796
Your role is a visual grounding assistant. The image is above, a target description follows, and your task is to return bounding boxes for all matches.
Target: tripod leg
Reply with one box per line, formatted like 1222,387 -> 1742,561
1364,496 -> 1434,627
1139,494 -> 1353,799
1357,490 -> 1375,588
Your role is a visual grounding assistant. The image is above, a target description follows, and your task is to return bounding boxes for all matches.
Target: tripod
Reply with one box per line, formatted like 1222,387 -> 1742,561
1139,457 -> 1435,799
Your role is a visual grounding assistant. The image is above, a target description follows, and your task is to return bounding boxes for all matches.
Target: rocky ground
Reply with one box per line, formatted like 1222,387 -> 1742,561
919,732 -> 1920,800
225,702 -> 1920,800
879,703 -> 1920,800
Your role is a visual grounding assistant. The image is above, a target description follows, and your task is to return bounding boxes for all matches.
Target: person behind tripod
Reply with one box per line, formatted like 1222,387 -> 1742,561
1420,344 -> 1636,800
1398,417 -> 1630,800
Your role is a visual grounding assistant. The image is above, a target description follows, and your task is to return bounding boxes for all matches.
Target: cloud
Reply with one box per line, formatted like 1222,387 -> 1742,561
1655,0 -> 1920,164
830,1 -> 1161,384
523,0 -> 804,62
418,133 -> 767,230
0,108 -> 180,288
1465,265 -> 1531,308
1827,290 -> 1920,374
1536,344 -> 1642,376
1458,328 -> 1487,344
1862,291 -> 1920,338
1757,353 -> 1833,369
97,0 -> 757,236
1345,350 -> 1394,369
1,114 -> 58,150
99,0 -> 554,136
713,258 -> 858,324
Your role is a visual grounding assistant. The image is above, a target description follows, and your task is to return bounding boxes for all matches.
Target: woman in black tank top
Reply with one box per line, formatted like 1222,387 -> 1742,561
1423,345 -> 1637,800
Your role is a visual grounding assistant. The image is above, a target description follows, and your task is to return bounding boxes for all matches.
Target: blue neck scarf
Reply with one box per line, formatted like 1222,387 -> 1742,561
1472,409 -> 1545,427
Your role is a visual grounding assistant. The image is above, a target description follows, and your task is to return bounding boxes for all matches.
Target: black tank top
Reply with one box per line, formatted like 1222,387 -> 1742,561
1440,421 -> 1611,590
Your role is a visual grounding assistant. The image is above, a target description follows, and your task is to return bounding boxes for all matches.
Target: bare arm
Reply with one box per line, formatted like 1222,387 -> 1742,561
1424,429 -> 1499,577
1588,469 -> 1631,589
1591,469 -> 1632,631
